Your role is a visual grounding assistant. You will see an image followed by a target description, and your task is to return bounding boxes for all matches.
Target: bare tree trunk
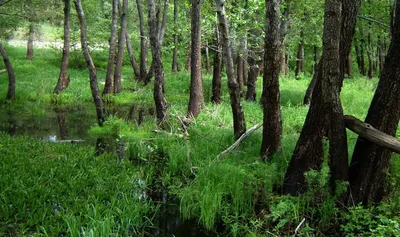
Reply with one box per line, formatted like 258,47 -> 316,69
354,37 -> 365,75
205,40 -> 210,74
137,0 -> 148,82
54,0 -> 71,94
215,0 -> 246,138
260,0 -> 282,160
103,0 -> 118,95
0,43 -> 15,100
295,38 -> 304,78
113,0 -> 128,94
349,1 -> 400,205
172,0 -> 180,72
26,23 -> 34,60
245,56 -> 259,102
237,54 -> 244,95
367,32 -> 374,78
73,0 -> 105,126
148,0 -> 168,123
185,49 -> 191,71
126,31 -> 140,79
211,27 -> 222,104
187,0 -> 204,118
346,55 -> 353,78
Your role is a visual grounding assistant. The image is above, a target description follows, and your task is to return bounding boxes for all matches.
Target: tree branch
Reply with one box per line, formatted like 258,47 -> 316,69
357,15 -> 390,28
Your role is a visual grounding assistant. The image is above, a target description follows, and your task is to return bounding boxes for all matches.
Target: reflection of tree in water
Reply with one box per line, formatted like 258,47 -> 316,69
128,104 -> 155,125
56,109 -> 68,140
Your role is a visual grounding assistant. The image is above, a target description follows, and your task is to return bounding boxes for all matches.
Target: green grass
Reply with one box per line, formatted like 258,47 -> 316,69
1,45 -> 400,236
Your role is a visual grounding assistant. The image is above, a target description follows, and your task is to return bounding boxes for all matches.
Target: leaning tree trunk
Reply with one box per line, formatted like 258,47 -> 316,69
137,0 -> 148,83
126,31 -> 140,79
215,0 -> 246,138
113,0 -> 128,94
103,0 -> 118,95
54,0 -> 71,94
73,0 -> 105,126
303,45 -> 319,105
283,0 -> 351,195
26,23 -> 34,60
187,0 -> 204,118
349,1 -> 400,205
211,27 -> 222,104
172,0 -> 180,72
0,43 -> 15,100
148,0 -> 168,123
260,0 -> 282,160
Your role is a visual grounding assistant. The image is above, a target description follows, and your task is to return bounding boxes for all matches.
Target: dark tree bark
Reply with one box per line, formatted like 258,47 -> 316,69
126,31 -> 140,79
185,49 -> 191,71
187,0 -> 204,118
113,0 -> 128,94
73,0 -> 105,126
245,56 -> 259,102
280,0 -> 290,76
54,0 -> 71,94
295,37 -> 305,78
211,27 -> 222,104
346,55 -> 353,78
283,0 -> 355,195
349,0 -> 400,205
377,35 -> 384,72
103,0 -> 118,95
205,40 -> 210,74
260,0 -> 282,160
26,23 -> 34,60
0,43 -> 15,100
237,54 -> 244,94
215,0 -> 246,138
172,0 -> 180,72
148,0 -> 168,123
354,38 -> 365,75
367,32 -> 374,79
137,0 -> 148,82
303,62 -> 320,105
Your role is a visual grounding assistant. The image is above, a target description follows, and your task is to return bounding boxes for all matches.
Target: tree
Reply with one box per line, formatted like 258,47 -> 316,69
136,0 -> 148,83
113,0 -> 128,94
260,0 -> 283,160
211,27 -> 222,104
73,0 -> 105,126
215,0 -> 246,138
148,0 -> 167,122
54,0 -> 71,94
171,0 -> 180,72
0,43 -> 15,100
349,0 -> 400,205
187,0 -> 203,118
103,0 -> 118,95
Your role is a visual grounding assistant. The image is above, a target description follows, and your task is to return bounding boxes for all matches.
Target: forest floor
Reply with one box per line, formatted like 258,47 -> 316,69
1,45 -> 400,236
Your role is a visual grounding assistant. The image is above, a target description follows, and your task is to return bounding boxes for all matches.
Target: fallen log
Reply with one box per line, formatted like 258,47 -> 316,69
344,115 -> 400,154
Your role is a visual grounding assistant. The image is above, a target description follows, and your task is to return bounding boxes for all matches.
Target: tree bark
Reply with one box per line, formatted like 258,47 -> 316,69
172,0 -> 180,72
237,54 -> 244,94
0,43 -> 15,100
26,23 -> 34,60
187,0 -> 204,118
245,56 -> 259,102
103,0 -> 118,95
303,62 -> 320,105
54,0 -> 71,94
126,31 -> 140,79
349,1 -> 400,205
73,0 -> 105,126
346,55 -> 353,78
211,27 -> 222,104
137,0 -> 148,82
113,0 -> 128,94
148,0 -> 168,123
260,0 -> 282,160
215,0 -> 246,138
205,40 -> 210,74
295,37 -> 304,78
283,0 -> 350,195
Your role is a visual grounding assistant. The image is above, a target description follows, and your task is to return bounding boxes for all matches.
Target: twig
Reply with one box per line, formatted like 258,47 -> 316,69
216,123 -> 262,160
293,218 -> 306,237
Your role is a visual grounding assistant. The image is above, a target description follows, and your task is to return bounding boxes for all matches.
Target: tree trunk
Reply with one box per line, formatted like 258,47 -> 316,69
113,0 -> 128,94
185,49 -> 191,71
283,0 -> 351,195
187,0 -> 204,118
245,56 -> 259,102
126,31 -> 140,79
0,43 -> 16,100
303,62 -> 319,105
148,0 -> 168,123
354,38 -> 365,75
211,27 -> 222,104
73,0 -> 105,126
349,1 -> 400,205
137,0 -> 148,82
26,23 -> 34,60
215,0 -> 246,138
54,0 -> 71,94
205,40 -> 210,74
367,32 -> 374,78
295,38 -> 304,78
237,54 -> 244,95
172,0 -> 180,72
346,55 -> 353,78
103,0 -> 118,95
260,0 -> 282,160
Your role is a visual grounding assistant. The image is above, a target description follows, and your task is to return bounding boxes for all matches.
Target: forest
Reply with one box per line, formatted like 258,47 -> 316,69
0,0 -> 400,236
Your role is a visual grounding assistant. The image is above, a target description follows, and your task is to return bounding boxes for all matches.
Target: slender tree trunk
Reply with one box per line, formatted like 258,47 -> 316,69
367,32 -> 374,78
211,27 -> 222,104
172,0 -> 180,72
185,49 -> 191,71
349,1 -> 400,205
215,0 -> 246,138
283,0 -> 353,195
295,38 -> 304,78
0,43 -> 16,100
205,40 -> 210,74
103,0 -> 118,95
354,38 -> 364,75
148,0 -> 168,123
280,1 -> 290,76
137,0 -> 148,82
113,0 -> 128,94
346,55 -> 353,78
126,31 -> 140,79
187,0 -> 204,118
237,54 -> 244,95
360,38 -> 366,76
26,23 -> 34,60
260,0 -> 282,160
73,0 -> 105,126
245,56 -> 259,102
54,0 -> 71,94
